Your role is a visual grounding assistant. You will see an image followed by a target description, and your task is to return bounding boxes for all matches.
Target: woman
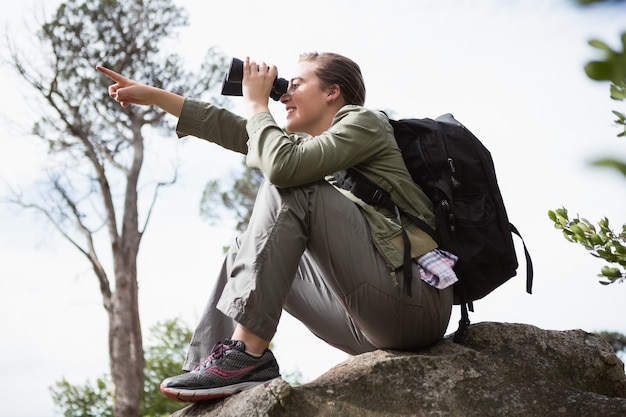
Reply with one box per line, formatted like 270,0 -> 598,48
97,52 -> 457,403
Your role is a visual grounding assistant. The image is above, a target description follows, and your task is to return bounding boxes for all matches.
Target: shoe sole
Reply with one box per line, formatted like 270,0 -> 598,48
160,379 -> 276,403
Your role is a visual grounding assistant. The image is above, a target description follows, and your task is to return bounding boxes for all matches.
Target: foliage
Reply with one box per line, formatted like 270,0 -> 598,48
575,0 -> 626,6
548,32 -> 626,285
585,33 -> 626,137
50,319 -> 192,417
50,377 -> 113,417
200,160 -> 264,234
140,320 -> 193,416
597,331 -> 626,359
282,369 -> 304,387
548,208 -> 626,284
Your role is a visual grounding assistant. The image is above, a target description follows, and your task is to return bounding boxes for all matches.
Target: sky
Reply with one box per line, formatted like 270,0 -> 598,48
1,0 -> 626,416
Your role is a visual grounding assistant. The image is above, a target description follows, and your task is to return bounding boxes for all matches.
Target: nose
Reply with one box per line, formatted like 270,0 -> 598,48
280,92 -> 291,104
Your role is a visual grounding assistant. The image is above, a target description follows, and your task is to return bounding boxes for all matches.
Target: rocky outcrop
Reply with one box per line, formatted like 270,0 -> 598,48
171,322 -> 626,417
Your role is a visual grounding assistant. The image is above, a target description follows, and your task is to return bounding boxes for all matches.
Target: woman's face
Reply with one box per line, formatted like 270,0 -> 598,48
281,60 -> 335,136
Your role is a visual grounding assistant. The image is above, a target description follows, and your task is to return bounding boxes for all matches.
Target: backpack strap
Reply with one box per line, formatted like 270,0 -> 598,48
453,302 -> 471,343
333,168 -> 435,296
511,223 -> 534,295
398,211 -> 415,296
334,168 -> 396,211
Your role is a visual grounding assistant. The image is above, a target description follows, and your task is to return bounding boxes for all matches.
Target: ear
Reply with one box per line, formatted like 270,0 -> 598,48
325,84 -> 341,104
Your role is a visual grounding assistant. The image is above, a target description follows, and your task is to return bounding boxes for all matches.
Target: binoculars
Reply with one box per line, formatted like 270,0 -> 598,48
221,58 -> 289,101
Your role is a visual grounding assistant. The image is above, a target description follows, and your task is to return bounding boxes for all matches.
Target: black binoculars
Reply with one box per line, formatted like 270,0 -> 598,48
220,58 -> 289,101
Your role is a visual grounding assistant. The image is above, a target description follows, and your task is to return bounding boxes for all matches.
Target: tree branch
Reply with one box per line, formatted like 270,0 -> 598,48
4,181 -> 113,312
141,173 -> 178,234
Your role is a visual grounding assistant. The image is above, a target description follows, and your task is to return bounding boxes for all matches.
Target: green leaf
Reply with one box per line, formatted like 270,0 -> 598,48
589,39 -> 612,52
591,158 -> 626,176
601,265 -> 623,278
570,224 -> 585,237
590,234 -> 605,246
585,61 -> 613,81
611,85 -> 626,100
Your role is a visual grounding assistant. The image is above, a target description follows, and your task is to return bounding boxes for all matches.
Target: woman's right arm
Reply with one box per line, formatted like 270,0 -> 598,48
96,65 -> 184,117
97,65 -> 250,154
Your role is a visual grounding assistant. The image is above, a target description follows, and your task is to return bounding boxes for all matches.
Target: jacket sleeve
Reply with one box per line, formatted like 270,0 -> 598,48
245,106 -> 388,188
175,98 -> 249,155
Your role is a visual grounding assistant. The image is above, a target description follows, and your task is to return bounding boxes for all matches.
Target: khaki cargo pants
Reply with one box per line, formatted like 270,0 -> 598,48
183,180 -> 452,371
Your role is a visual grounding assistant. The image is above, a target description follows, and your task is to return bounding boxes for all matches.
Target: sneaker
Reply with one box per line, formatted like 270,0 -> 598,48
160,339 -> 281,403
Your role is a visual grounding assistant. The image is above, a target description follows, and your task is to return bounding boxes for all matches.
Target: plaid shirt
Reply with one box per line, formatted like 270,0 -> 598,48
417,249 -> 459,289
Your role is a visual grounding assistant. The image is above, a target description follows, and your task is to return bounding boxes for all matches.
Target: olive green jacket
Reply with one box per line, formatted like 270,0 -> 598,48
176,99 -> 437,283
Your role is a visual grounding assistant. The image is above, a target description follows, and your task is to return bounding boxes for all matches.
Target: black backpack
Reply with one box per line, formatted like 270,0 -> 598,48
334,113 -> 533,342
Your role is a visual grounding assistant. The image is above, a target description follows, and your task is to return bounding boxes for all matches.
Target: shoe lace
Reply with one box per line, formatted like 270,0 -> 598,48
195,341 -> 232,371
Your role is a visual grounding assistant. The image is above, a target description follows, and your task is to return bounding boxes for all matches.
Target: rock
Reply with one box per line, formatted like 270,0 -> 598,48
170,322 -> 626,417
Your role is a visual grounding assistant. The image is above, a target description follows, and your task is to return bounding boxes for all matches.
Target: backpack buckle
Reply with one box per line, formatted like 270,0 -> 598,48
371,189 -> 388,206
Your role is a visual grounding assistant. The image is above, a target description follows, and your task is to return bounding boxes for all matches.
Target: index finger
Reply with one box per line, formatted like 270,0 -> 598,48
95,65 -> 125,82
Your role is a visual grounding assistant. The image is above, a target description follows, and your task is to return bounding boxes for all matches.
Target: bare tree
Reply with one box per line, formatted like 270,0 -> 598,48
4,1 -> 229,416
